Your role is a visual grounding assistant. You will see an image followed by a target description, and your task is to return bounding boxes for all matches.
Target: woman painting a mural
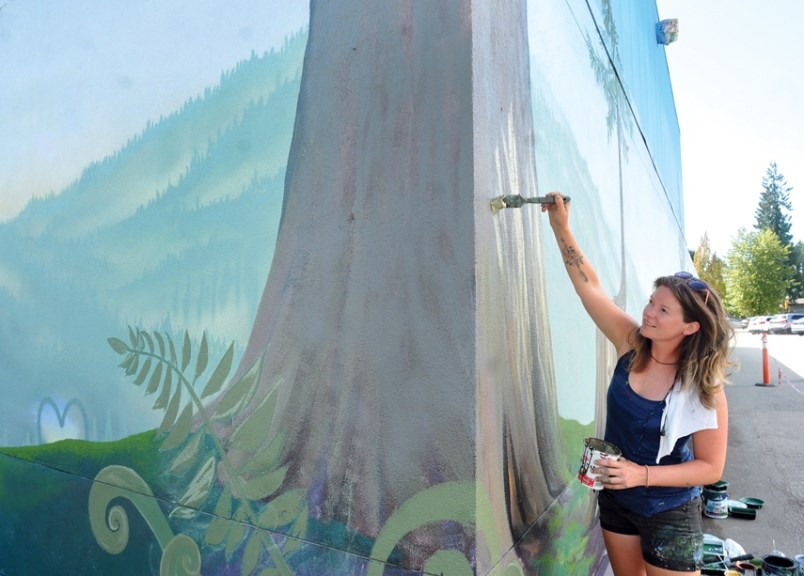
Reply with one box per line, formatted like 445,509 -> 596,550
541,193 -> 733,575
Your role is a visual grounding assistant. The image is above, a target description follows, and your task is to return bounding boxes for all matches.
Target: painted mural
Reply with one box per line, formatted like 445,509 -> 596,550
0,1 -> 687,575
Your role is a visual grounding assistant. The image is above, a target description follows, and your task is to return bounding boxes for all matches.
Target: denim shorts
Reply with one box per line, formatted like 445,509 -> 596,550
598,490 -> 704,572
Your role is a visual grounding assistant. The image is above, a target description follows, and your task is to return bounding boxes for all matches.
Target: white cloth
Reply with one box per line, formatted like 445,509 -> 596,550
656,381 -> 718,463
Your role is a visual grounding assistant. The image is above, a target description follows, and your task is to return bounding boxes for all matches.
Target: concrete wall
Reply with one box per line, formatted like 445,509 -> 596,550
0,1 -> 686,574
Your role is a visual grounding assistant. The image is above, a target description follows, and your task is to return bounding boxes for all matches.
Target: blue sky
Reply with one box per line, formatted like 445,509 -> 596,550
0,0 -> 308,220
657,0 -> 804,256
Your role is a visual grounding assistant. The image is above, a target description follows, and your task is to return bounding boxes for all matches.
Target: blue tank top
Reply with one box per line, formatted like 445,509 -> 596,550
604,352 -> 700,517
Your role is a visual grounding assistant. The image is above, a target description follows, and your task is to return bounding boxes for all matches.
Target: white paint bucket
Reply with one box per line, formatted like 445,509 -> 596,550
702,481 -> 729,519
578,437 -> 621,490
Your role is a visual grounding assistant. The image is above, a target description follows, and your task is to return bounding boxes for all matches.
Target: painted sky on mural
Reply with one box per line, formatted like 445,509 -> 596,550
3,1 -> 802,257
0,0 -> 308,221
657,0 -> 804,256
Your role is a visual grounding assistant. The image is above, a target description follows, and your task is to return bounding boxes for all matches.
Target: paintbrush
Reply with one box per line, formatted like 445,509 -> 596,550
490,194 -> 571,214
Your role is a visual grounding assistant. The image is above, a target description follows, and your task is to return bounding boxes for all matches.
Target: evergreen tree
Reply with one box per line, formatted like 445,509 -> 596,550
754,161 -> 793,246
754,161 -> 797,299
725,228 -> 793,316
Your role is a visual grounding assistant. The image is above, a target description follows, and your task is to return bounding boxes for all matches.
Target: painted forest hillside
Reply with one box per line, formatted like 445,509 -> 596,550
0,31 -> 307,447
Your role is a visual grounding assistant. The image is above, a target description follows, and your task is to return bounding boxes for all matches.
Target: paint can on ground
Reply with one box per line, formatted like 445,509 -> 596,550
734,560 -> 758,575
702,480 -> 729,519
762,554 -> 798,576
578,437 -> 621,490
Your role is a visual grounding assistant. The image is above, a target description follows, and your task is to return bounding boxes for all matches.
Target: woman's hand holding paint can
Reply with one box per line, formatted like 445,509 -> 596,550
578,437 -> 622,490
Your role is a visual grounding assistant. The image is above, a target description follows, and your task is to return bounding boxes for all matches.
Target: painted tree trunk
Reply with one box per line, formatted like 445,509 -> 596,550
224,0 -> 565,567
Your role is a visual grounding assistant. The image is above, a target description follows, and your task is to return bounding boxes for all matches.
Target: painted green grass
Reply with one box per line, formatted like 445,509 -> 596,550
0,431 -> 164,575
0,429 -> 162,511
0,417 -> 600,574
0,417 -> 595,510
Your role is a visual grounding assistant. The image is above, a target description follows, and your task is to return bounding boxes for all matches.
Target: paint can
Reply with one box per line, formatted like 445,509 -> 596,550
734,560 -> 758,575
702,480 -> 729,519
578,437 -> 621,490
762,554 -> 798,576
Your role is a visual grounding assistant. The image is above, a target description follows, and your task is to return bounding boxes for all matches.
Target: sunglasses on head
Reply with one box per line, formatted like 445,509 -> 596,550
674,271 -> 710,305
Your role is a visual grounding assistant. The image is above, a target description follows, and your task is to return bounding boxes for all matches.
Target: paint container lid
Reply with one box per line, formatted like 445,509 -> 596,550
705,480 -> 729,491
739,497 -> 765,509
728,505 -> 756,520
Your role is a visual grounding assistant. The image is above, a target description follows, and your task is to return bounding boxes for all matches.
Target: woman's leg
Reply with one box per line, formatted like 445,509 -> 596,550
602,529 -> 646,576
641,498 -> 704,574
604,528 -> 703,576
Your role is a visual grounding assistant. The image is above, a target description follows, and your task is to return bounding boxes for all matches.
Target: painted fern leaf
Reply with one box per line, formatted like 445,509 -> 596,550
108,327 -> 304,575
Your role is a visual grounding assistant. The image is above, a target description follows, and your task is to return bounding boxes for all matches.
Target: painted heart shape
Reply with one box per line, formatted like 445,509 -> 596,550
37,397 -> 89,444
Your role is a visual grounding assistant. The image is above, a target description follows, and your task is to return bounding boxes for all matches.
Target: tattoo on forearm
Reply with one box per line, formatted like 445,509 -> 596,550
560,240 -> 589,282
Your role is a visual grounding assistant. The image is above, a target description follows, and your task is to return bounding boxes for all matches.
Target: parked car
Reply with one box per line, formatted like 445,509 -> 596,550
747,316 -> 773,334
769,313 -> 804,334
791,317 -> 804,335
739,318 -> 750,329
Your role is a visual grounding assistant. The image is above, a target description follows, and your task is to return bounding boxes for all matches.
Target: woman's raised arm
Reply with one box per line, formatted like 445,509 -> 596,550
541,192 -> 637,354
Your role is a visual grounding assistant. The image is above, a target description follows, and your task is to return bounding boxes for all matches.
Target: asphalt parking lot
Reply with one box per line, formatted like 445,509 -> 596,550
701,329 -> 804,559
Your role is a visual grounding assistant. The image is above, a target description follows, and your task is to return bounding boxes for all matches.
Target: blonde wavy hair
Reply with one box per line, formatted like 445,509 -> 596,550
630,273 -> 736,409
